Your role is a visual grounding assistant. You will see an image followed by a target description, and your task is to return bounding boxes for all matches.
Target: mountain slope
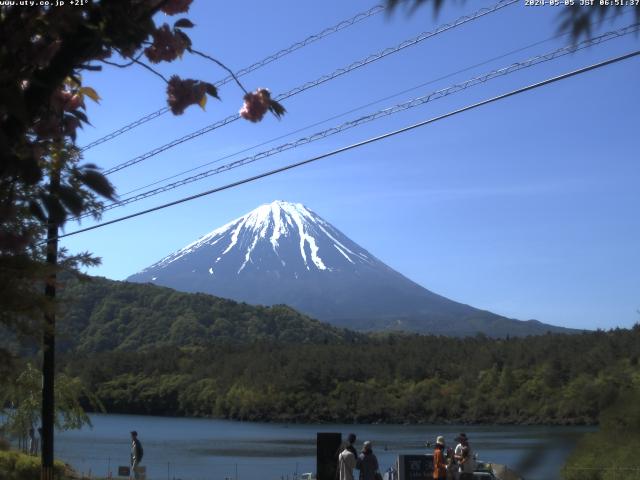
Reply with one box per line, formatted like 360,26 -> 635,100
57,276 -> 358,353
127,201 -> 575,337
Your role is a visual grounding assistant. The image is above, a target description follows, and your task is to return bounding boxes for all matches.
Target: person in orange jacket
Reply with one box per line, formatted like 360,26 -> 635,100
433,436 -> 447,480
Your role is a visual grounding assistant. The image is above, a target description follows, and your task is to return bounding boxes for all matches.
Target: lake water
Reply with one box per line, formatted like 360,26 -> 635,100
54,413 -> 593,480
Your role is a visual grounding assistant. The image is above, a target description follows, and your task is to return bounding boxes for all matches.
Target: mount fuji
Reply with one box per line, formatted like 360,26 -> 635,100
127,201 -> 572,336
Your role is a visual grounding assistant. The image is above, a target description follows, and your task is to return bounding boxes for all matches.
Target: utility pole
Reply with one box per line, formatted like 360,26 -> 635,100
41,157 -> 60,480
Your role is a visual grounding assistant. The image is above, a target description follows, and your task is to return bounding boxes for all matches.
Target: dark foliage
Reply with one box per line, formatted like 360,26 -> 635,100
51,277 -> 640,425
55,276 -> 360,352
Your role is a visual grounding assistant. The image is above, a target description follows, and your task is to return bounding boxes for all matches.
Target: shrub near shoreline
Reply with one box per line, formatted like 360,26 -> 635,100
562,388 -> 640,480
0,450 -> 71,480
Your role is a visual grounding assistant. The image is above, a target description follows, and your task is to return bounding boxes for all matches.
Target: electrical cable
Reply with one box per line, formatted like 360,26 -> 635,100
114,26 -> 595,199
55,49 -> 640,242
78,4 -> 386,153
73,23 -> 639,220
100,0 -> 517,176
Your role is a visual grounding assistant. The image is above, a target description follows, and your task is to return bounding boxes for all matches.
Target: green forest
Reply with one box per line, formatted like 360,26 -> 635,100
57,322 -> 640,425
4,276 -> 640,479
4,276 -> 636,426
55,276 -> 361,352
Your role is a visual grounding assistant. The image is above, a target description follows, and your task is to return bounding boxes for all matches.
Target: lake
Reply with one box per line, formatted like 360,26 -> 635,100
54,413 -> 593,480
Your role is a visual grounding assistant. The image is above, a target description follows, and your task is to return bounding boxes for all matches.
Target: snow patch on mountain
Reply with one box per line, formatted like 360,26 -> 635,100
139,200 -> 369,276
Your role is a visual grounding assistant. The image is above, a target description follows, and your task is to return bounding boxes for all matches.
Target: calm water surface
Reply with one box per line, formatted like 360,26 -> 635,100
55,413 -> 593,480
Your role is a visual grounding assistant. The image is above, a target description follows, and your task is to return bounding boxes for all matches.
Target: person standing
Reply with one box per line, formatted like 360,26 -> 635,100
345,433 -> 357,456
432,436 -> 447,480
453,433 -> 475,480
130,431 -> 144,480
28,427 -> 36,455
356,441 -> 379,480
36,427 -> 42,455
338,442 -> 357,480
336,433 -> 358,480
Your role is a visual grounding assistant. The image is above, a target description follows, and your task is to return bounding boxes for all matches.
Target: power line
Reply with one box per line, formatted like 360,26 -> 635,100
113,23 -> 613,199
57,49 -> 640,241
99,8 -> 638,198
100,0 -> 517,176
78,4 -> 386,153
75,23 -> 639,220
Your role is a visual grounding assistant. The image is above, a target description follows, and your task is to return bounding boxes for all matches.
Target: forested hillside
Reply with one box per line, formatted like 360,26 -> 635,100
59,325 -> 640,425
56,276 -> 360,352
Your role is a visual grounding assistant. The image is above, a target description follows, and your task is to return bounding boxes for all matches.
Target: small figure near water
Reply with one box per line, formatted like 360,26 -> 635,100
130,430 -> 144,480
432,436 -> 447,480
28,427 -> 36,456
357,440 -> 380,480
338,437 -> 357,480
453,433 -> 475,480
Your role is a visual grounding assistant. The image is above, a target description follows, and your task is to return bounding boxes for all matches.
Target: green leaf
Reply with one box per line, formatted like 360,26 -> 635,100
58,185 -> 85,217
175,30 -> 192,48
78,170 -> 115,200
42,193 -> 67,225
174,18 -> 195,28
268,100 -> 287,120
71,110 -> 91,125
28,200 -> 47,222
198,94 -> 207,110
204,82 -> 219,99
79,87 -> 101,103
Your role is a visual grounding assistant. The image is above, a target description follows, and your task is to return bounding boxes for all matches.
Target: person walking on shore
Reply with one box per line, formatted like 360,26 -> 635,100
356,441 -> 379,480
130,431 -> 143,480
432,436 -> 447,480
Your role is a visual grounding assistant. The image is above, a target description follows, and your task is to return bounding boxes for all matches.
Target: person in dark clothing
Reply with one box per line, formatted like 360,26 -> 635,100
356,441 -> 379,480
346,433 -> 357,455
130,431 -> 143,480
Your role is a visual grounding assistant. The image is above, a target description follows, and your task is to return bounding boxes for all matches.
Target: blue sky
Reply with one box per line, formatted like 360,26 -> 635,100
61,0 -> 640,330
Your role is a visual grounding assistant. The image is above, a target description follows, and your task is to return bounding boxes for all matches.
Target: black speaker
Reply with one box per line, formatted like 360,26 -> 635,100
317,432 -> 342,480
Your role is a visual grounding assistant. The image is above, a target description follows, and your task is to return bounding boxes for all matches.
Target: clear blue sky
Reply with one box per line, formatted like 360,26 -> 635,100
62,0 -> 640,331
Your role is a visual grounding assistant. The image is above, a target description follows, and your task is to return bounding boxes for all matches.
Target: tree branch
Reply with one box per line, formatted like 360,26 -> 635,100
114,49 -> 168,83
188,47 -> 248,94
100,51 -> 145,69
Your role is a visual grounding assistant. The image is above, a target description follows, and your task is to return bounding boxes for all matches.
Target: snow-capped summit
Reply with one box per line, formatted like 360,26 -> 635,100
127,201 -> 571,336
140,200 -> 374,278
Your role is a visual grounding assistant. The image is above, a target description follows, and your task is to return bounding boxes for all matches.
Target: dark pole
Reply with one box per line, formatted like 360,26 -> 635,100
41,163 -> 60,480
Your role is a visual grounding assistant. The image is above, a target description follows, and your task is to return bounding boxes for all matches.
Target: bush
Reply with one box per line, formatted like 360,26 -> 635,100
0,451 -> 70,480
0,436 -> 10,451
562,389 -> 640,480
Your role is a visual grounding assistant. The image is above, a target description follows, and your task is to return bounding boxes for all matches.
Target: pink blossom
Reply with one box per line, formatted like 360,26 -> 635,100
239,88 -> 272,123
144,24 -> 188,63
166,75 -> 206,115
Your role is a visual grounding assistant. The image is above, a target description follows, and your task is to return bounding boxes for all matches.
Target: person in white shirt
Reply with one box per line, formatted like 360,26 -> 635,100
453,433 -> 475,480
338,444 -> 357,480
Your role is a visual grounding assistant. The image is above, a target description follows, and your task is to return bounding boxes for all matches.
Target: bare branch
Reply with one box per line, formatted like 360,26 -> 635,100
188,47 -> 248,94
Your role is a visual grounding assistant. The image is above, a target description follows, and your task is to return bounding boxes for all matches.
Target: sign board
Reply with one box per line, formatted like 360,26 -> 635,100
117,465 -> 146,479
317,432 -> 341,480
397,454 -> 434,480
